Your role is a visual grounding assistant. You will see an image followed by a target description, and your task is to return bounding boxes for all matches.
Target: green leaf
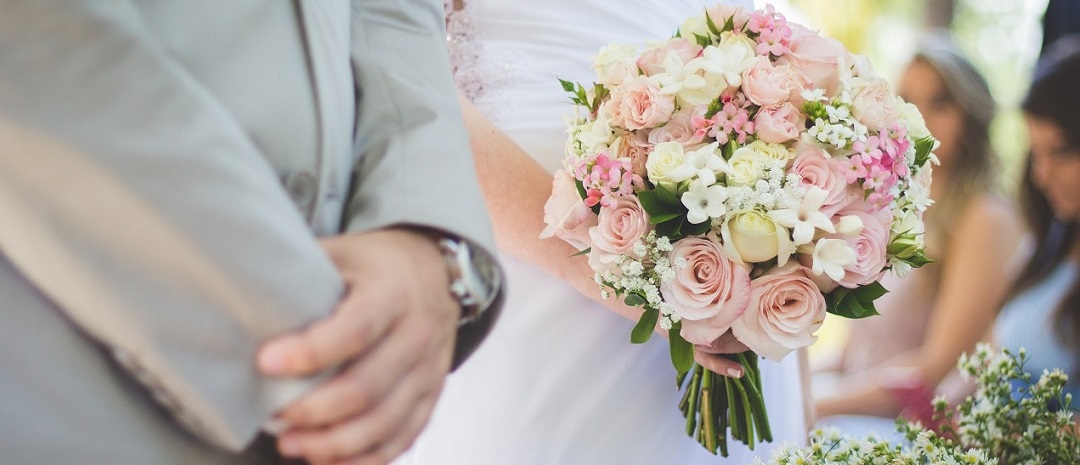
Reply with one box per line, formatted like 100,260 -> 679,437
902,250 -> 934,268
631,307 -> 659,344
648,212 -> 683,224
723,13 -> 736,33
694,33 -> 711,48
569,246 -> 591,257
558,77 -> 576,93
638,186 -> 685,221
670,322 -> 695,376
687,220 -> 712,237
624,293 -> 647,307
705,10 -> 723,36
826,282 -> 889,319
914,136 -> 936,167
655,216 -> 686,242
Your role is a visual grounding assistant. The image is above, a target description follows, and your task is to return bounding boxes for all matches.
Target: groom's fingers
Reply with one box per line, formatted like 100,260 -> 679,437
277,340 -> 450,464
275,314 -> 432,428
257,276 -> 397,377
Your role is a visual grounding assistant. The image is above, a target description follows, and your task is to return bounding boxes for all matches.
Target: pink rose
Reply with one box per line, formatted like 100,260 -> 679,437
779,23 -> 847,96
540,170 -> 597,251
637,38 -> 701,76
661,237 -> 751,345
754,102 -> 804,143
587,195 -> 650,272
647,112 -> 702,148
609,76 -> 676,130
790,144 -> 859,217
741,58 -> 808,107
832,208 -> 890,288
732,265 -> 826,361
850,78 -> 899,131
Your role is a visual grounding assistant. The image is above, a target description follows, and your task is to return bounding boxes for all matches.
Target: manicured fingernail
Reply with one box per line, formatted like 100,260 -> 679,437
278,437 -> 301,457
727,367 -> 743,378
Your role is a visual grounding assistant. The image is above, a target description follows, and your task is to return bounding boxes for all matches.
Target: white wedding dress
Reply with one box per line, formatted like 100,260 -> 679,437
395,1 -> 807,463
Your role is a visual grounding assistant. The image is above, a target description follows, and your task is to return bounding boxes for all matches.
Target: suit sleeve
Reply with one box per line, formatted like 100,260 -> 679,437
0,0 -> 342,451
343,0 -> 496,250
343,0 -> 503,368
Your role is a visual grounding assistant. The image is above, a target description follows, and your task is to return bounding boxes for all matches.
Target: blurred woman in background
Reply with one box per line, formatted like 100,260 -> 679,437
994,35 -> 1080,407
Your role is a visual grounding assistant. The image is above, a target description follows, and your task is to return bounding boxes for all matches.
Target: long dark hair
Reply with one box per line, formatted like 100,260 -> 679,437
1008,35 -> 1080,358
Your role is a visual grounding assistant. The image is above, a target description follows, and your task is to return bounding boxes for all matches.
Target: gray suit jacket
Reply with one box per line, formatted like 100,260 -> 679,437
0,0 -> 493,463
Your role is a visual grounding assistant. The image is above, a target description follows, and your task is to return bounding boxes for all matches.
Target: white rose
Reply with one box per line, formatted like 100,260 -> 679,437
646,141 -> 691,190
726,141 -> 793,186
594,43 -> 638,86
721,209 -> 791,265
676,40 -> 756,107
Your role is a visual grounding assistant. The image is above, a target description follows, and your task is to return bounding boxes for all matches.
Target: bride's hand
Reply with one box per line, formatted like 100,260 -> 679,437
693,331 -> 749,378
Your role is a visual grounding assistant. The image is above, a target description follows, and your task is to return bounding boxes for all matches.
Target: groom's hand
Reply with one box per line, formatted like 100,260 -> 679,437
257,228 -> 459,465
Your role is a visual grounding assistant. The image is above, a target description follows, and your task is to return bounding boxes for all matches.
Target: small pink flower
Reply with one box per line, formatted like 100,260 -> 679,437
661,236 -> 751,345
580,152 -> 639,208
753,102 -> 803,143
741,58 -> 808,107
609,75 -> 675,131
540,170 -> 598,251
732,265 -> 826,361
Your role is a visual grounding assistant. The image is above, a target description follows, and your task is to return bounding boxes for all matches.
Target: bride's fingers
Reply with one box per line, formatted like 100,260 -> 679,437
693,351 -> 744,378
695,331 -> 749,355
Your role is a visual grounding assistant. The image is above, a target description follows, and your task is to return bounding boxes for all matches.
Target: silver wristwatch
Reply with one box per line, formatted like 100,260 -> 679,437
437,237 -> 503,326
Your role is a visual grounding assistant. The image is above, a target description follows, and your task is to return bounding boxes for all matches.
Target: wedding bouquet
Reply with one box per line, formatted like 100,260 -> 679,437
541,4 -> 936,457
758,345 -> 1080,464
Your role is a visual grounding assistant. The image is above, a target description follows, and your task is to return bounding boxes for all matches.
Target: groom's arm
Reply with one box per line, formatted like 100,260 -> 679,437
0,0 -> 341,451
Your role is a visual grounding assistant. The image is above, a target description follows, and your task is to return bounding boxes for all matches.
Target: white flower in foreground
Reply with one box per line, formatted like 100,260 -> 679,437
681,179 -> 728,224
681,142 -> 728,185
769,186 -> 836,245
812,238 -> 855,281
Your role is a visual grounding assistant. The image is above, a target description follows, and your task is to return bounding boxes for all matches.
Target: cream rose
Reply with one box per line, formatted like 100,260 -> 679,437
741,58 -> 808,107
661,236 -> 751,345
609,76 -> 676,130
850,77 -> 898,131
594,43 -> 639,86
780,23 -> 847,96
540,170 -> 597,251
732,265 -> 826,361
897,97 -> 932,140
721,210 -> 791,265
754,102 -> 804,144
646,141 -> 691,189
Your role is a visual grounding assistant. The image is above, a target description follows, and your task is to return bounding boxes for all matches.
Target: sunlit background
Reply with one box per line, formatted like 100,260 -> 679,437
754,0 -> 1049,363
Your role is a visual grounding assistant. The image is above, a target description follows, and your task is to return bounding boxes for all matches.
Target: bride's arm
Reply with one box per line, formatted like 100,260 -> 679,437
457,93 -> 640,320
458,93 -> 746,376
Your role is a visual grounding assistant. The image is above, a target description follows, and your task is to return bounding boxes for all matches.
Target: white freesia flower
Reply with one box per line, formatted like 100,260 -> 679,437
682,179 -> 728,224
769,186 -> 836,245
575,110 -> 616,154
681,141 -> 727,185
812,238 -> 855,282
837,214 -> 864,236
